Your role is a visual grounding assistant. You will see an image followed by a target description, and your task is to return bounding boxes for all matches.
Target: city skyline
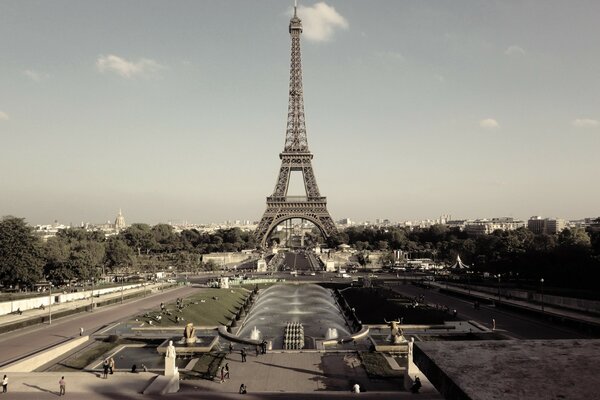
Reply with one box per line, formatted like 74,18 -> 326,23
2,1 -> 599,225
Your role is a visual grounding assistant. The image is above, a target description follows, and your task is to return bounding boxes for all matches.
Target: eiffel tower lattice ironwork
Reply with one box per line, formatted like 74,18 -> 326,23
255,4 -> 337,248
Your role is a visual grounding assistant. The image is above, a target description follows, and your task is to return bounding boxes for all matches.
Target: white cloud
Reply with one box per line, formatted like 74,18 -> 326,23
23,69 -> 49,82
434,74 -> 445,83
572,118 -> 599,128
505,45 -> 526,56
297,2 -> 349,42
96,54 -> 164,78
480,118 -> 499,129
0,111 -> 9,121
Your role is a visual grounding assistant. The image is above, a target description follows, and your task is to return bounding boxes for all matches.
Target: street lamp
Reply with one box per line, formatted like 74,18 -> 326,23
540,278 -> 545,312
48,283 -> 52,324
497,274 -> 501,301
90,278 -> 95,311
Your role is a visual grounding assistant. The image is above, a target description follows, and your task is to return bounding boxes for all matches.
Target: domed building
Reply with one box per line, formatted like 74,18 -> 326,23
114,209 -> 127,233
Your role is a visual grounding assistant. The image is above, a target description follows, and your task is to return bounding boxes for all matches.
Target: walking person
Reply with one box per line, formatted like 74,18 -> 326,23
228,342 -> 233,354
220,366 -> 225,383
103,359 -> 109,379
109,357 -> 115,374
241,348 -> 247,362
79,327 -> 84,336
492,318 -> 496,331
59,376 -> 66,396
255,344 -> 260,356
2,375 -> 7,393
224,363 -> 230,379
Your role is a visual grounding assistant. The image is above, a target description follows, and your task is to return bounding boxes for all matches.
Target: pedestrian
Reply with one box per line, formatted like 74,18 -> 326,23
352,383 -> 360,393
59,376 -> 66,396
239,383 -> 247,394
241,348 -> 246,362
262,340 -> 267,354
2,375 -> 7,393
255,344 -> 260,356
410,376 -> 422,394
228,342 -> 233,354
224,363 -> 230,379
220,366 -> 225,383
103,359 -> 109,379
109,357 -> 115,374
79,327 -> 84,336
492,318 -> 496,331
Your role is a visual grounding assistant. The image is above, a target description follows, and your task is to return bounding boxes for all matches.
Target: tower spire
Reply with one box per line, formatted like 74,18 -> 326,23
286,0 -> 306,152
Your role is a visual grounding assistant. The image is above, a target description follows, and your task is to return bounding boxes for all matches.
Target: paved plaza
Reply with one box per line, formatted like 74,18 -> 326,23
1,352 -> 441,399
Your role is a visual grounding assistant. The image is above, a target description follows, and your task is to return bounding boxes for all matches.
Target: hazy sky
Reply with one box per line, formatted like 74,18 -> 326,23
1,0 -> 599,225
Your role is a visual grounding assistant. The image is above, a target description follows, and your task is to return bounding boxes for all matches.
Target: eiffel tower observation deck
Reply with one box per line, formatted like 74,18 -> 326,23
255,2 -> 337,248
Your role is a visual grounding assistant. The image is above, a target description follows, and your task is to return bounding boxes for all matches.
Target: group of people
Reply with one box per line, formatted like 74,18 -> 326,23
219,363 -> 230,383
102,357 -> 115,378
255,340 -> 268,356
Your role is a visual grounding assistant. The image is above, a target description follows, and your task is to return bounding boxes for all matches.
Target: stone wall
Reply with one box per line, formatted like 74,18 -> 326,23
0,283 -> 145,316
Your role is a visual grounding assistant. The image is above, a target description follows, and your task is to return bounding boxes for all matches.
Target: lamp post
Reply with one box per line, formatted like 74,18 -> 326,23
497,274 -> 501,301
48,283 -> 52,324
121,275 -> 124,304
91,278 -> 95,311
540,278 -> 545,312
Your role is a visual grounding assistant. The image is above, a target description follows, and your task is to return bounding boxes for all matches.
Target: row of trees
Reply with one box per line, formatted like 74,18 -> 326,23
0,216 -> 256,289
2,215 -> 599,291
328,224 -> 600,290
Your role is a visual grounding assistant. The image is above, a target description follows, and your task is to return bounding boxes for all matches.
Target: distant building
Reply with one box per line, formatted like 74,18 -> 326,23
465,217 -> 525,236
446,220 -> 467,230
337,218 -> 353,226
114,209 -> 126,233
527,216 -> 565,235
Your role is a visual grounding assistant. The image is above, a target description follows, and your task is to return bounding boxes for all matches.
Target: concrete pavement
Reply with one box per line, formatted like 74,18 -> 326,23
0,283 -> 171,330
1,352 -> 442,399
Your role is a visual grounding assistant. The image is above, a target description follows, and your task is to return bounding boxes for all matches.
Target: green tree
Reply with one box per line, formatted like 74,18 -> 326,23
105,236 -> 136,272
152,224 -> 178,252
0,216 -> 44,288
121,224 -> 156,256
43,236 -> 72,284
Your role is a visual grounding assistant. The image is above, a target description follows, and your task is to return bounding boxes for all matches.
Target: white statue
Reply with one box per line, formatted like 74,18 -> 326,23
165,340 -> 176,359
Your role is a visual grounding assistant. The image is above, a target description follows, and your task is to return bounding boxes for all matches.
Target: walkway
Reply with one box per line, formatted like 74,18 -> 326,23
1,352 -> 442,399
430,282 -> 600,328
0,283 -> 168,330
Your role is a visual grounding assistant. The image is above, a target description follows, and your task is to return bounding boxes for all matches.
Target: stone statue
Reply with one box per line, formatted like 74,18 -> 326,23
183,322 -> 197,344
384,318 -> 405,344
164,340 -> 178,378
165,340 -> 176,359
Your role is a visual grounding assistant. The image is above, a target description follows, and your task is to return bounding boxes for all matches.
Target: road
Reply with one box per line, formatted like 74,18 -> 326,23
387,283 -> 595,340
0,285 -> 200,366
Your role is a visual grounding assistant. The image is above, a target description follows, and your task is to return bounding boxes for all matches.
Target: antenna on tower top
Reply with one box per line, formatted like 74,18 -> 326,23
294,0 -> 298,16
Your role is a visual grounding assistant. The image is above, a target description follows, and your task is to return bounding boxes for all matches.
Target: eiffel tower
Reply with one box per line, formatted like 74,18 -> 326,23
255,3 -> 337,248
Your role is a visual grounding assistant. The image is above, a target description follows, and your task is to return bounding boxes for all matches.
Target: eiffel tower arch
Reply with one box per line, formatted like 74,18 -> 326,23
255,5 -> 337,248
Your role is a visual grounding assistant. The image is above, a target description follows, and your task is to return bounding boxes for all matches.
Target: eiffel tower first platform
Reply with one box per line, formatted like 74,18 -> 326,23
255,4 -> 337,248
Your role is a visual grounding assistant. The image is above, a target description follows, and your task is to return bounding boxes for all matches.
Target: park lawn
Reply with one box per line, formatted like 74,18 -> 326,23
359,352 -> 403,379
131,287 -> 250,327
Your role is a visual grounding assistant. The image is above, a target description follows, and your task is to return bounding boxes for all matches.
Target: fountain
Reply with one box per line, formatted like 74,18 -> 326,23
237,284 -> 350,349
326,328 -> 339,340
250,326 -> 261,340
